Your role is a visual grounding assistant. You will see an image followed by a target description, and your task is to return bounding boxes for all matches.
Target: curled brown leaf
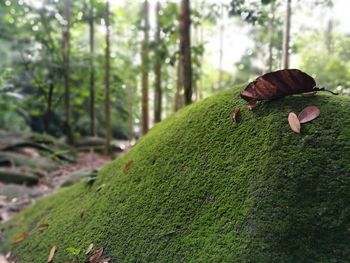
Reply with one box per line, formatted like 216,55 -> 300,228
288,112 -> 301,133
12,232 -> 28,244
89,247 -> 104,263
232,108 -> 240,123
298,106 -> 320,124
38,224 -> 49,231
123,160 -> 133,173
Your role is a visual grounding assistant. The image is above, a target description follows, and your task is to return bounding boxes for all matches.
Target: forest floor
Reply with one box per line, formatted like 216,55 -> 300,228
0,152 -> 111,223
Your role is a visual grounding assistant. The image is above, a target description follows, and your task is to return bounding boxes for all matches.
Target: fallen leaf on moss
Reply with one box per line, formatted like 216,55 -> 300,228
241,69 -> 317,109
96,184 -> 105,192
38,223 -> 49,231
80,209 -> 85,219
288,112 -> 301,133
86,243 -> 94,254
47,245 -> 57,262
232,108 -> 240,123
298,106 -> 320,124
123,160 -> 133,173
12,232 -> 28,244
89,247 -> 104,263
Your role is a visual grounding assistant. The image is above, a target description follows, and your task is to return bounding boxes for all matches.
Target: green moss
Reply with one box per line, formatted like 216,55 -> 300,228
2,87 -> 350,262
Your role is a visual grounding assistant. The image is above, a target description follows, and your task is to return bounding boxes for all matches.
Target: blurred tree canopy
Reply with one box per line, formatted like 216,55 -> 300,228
0,0 -> 348,140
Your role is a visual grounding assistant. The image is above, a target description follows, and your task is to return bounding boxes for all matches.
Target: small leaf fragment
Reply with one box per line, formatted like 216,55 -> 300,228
47,245 -> 57,262
100,258 -> 111,263
85,243 -> 94,255
12,232 -> 28,244
232,108 -> 240,123
288,112 -> 301,133
80,209 -> 85,219
89,247 -> 104,263
96,184 -> 105,192
298,106 -> 320,124
123,160 -> 133,173
38,223 -> 49,231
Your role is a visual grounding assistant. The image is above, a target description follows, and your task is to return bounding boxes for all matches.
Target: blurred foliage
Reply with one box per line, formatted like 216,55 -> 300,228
0,0 -> 348,139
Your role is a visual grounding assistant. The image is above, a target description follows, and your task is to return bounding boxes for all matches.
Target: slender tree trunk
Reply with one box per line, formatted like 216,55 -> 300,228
325,4 -> 333,54
127,84 -> 134,141
44,80 -> 54,134
141,0 -> 149,134
175,60 -> 183,111
154,1 -> 162,123
180,0 -> 192,105
104,0 -> 111,154
89,2 -> 96,136
282,0 -> 291,69
62,0 -> 73,144
267,3 -> 275,72
218,3 -> 224,90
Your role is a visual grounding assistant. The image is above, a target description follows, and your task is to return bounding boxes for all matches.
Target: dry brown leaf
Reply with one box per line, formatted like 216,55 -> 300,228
12,232 -> 28,244
80,210 -> 85,219
47,245 -> 57,262
123,160 -> 133,173
100,258 -> 111,263
38,223 -> 49,231
298,106 -> 320,124
85,243 -> 94,255
89,247 -> 104,263
288,112 -> 301,133
232,108 -> 240,123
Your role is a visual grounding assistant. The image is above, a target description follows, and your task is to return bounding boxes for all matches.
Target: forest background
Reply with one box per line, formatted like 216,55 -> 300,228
1,0 -> 348,151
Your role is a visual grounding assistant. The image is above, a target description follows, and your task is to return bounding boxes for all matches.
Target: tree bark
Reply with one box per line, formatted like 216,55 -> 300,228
104,0 -> 111,154
154,1 -> 162,123
175,60 -> 183,111
179,0 -> 192,105
267,3 -> 276,72
62,0 -> 73,144
282,0 -> 291,69
44,79 -> 54,134
141,0 -> 149,134
218,3 -> 224,90
89,1 -> 96,136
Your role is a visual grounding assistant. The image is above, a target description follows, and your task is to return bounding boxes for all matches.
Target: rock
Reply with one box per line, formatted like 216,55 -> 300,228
0,168 -> 38,185
60,168 -> 98,187
2,88 -> 350,262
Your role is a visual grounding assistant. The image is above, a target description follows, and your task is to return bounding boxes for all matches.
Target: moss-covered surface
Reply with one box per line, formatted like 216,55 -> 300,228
2,87 -> 350,262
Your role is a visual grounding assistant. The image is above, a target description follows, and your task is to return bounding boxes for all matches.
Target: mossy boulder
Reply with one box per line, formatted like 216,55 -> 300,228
2,87 -> 350,262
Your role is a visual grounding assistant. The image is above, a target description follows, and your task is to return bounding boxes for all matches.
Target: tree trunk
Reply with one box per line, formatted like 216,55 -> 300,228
104,0 -> 111,154
282,0 -> 291,69
127,84 -> 134,141
89,1 -> 96,136
44,80 -> 54,134
154,1 -> 162,123
141,0 -> 149,135
179,0 -> 192,105
267,3 -> 276,72
218,3 -> 224,90
175,60 -> 183,111
62,0 -> 73,144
